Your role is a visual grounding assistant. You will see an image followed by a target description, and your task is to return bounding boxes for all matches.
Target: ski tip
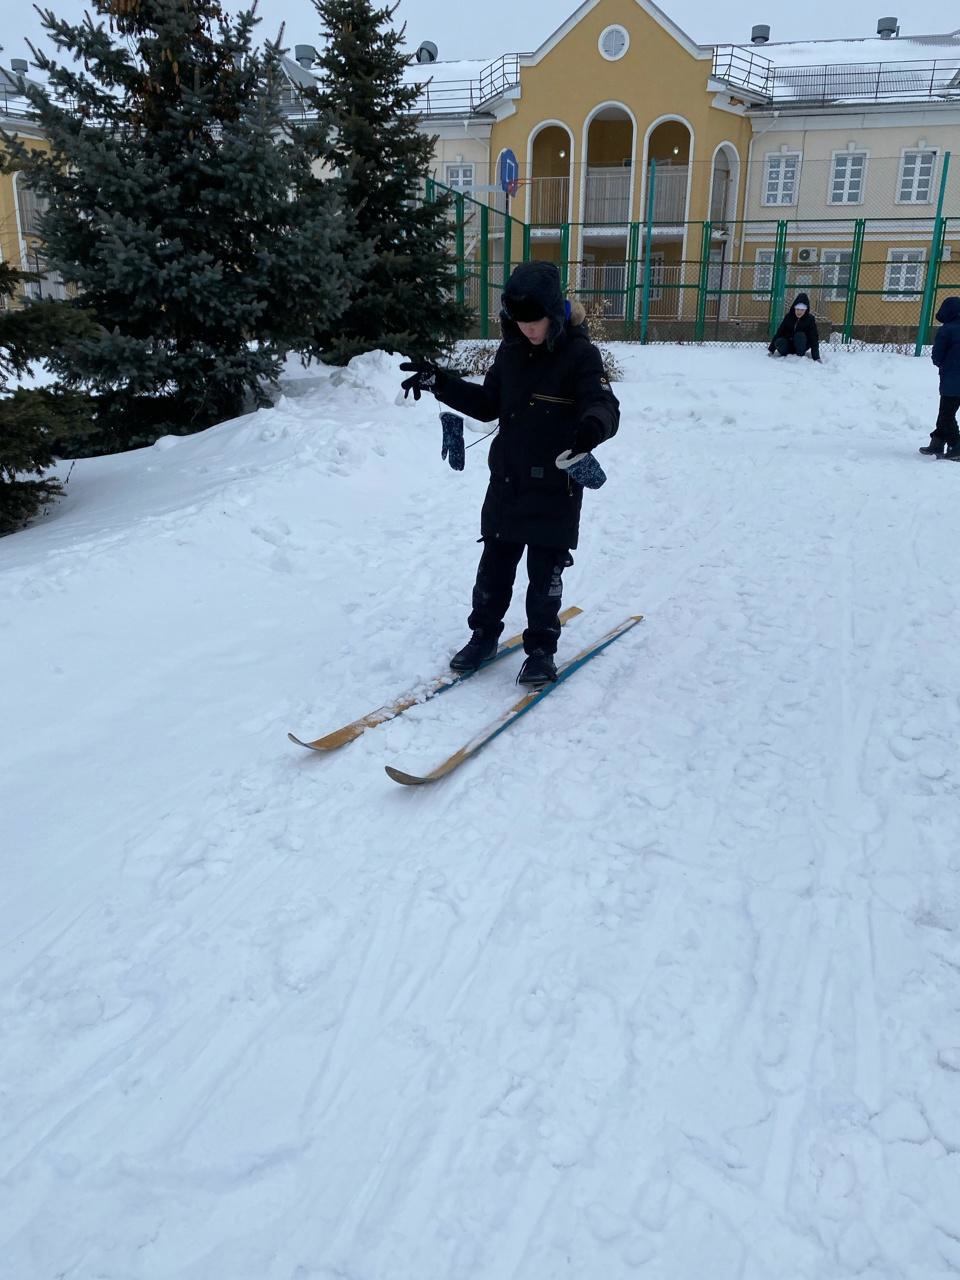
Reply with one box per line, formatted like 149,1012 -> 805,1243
288,732 -> 332,752
385,765 -> 431,787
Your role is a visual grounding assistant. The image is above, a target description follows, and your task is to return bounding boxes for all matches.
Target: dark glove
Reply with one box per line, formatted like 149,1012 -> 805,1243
571,418 -> 603,456
399,359 -> 440,401
556,448 -> 606,490
440,412 -> 465,471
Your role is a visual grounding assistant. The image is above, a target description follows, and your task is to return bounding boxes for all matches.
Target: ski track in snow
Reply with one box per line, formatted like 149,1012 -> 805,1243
3,346 -> 960,1278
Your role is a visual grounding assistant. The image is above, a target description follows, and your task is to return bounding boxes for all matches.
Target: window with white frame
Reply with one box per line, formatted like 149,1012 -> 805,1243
445,163 -> 474,191
897,150 -> 936,204
763,153 -> 801,206
16,180 -> 49,237
883,248 -> 926,300
753,248 -> 792,298
829,152 -> 867,205
821,249 -> 853,301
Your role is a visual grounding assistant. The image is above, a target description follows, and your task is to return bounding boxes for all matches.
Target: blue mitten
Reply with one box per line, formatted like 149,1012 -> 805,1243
556,448 -> 606,490
440,412 -> 465,471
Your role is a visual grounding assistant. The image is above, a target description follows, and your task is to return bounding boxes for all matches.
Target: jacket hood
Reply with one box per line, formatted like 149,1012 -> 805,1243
501,261 -> 586,347
791,293 -> 812,312
936,296 -> 960,324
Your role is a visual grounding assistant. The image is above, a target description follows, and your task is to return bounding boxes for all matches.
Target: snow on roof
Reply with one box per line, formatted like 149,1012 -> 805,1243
279,55 -> 318,91
0,64 -> 42,96
719,30 -> 960,104
402,59 -> 493,86
743,31 -> 960,67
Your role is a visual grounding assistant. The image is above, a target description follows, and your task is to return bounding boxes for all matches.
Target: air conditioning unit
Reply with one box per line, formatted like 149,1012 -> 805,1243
797,247 -> 819,264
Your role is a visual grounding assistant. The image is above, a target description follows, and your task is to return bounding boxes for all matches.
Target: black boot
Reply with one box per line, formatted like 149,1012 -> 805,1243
450,630 -> 498,672
940,443 -> 960,461
517,649 -> 558,688
919,436 -> 945,456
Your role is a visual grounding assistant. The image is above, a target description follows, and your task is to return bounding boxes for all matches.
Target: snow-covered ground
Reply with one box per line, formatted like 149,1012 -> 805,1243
4,344 -> 960,1279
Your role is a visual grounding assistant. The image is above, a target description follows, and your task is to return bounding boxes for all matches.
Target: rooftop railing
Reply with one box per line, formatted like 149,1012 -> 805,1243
408,51 -> 527,117
710,46 -> 774,96
712,45 -> 960,105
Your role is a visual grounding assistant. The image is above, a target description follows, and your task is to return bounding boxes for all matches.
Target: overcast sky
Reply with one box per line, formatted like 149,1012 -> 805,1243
1,0 -> 950,69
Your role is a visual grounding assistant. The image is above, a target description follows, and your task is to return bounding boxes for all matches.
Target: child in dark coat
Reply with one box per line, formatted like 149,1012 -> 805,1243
769,293 -> 821,361
920,296 -> 960,459
399,261 -> 619,687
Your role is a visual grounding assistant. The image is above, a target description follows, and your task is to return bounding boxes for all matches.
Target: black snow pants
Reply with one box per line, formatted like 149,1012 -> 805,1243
933,395 -> 960,447
468,540 -> 569,655
774,332 -> 808,357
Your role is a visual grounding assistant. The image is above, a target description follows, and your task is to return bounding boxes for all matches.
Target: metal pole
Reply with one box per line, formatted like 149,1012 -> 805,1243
640,160 -> 657,345
713,237 -> 727,341
915,150 -> 951,355
768,220 -> 788,337
480,203 -> 490,338
625,220 -> 640,333
694,221 -> 712,342
560,223 -> 570,293
522,222 -> 531,262
841,218 -> 865,345
455,192 -> 466,309
504,213 -> 513,290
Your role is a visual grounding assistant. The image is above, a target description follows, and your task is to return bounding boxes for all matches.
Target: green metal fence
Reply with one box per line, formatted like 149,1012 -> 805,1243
427,160 -> 959,352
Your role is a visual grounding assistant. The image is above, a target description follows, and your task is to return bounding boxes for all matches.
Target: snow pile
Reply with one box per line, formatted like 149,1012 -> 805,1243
4,344 -> 960,1279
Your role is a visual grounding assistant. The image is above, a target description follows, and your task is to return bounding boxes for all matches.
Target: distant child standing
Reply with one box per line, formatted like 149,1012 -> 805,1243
919,296 -> 960,459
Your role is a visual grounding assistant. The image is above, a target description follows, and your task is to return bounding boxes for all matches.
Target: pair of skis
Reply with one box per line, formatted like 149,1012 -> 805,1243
288,607 -> 642,785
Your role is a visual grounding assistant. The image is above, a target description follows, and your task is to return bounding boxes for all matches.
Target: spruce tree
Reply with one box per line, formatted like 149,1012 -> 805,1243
306,0 -> 470,364
0,262 -> 96,533
12,0 -> 357,452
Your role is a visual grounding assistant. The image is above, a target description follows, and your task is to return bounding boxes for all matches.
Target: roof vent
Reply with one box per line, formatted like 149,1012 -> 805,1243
751,24 -> 771,45
416,41 -> 438,64
10,58 -> 29,74
877,16 -> 899,38
294,45 -> 317,69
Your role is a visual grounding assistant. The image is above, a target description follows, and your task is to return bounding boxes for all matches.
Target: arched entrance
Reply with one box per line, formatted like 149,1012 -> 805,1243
527,123 -> 573,227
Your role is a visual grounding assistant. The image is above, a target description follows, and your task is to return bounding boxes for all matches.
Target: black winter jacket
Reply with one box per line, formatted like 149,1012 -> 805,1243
932,296 -> 960,397
769,292 -> 821,360
433,267 -> 619,549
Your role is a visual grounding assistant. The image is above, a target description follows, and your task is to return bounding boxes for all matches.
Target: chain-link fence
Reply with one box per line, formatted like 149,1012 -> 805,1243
428,148 -> 959,352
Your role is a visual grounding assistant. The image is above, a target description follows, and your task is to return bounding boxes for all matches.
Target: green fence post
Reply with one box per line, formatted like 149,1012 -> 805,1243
841,218 -> 866,345
916,151 -> 951,355
480,203 -> 490,338
523,222 -> 532,262
504,214 -> 513,289
694,221 -> 712,342
640,160 -> 657,345
560,223 -> 570,293
455,193 -> 466,308
425,177 -> 435,203
769,220 -> 789,337
625,220 -> 641,332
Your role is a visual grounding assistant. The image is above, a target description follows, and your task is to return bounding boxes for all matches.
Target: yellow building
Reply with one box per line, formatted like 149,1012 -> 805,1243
1,64 -> 62,302
401,0 -> 960,340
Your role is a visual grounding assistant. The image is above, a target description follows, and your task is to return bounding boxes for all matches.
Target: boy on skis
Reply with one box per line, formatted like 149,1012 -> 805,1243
400,260 -> 620,687
919,296 -> 960,459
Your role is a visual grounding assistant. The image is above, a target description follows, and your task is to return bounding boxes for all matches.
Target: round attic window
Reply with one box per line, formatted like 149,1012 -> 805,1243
599,25 -> 629,61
